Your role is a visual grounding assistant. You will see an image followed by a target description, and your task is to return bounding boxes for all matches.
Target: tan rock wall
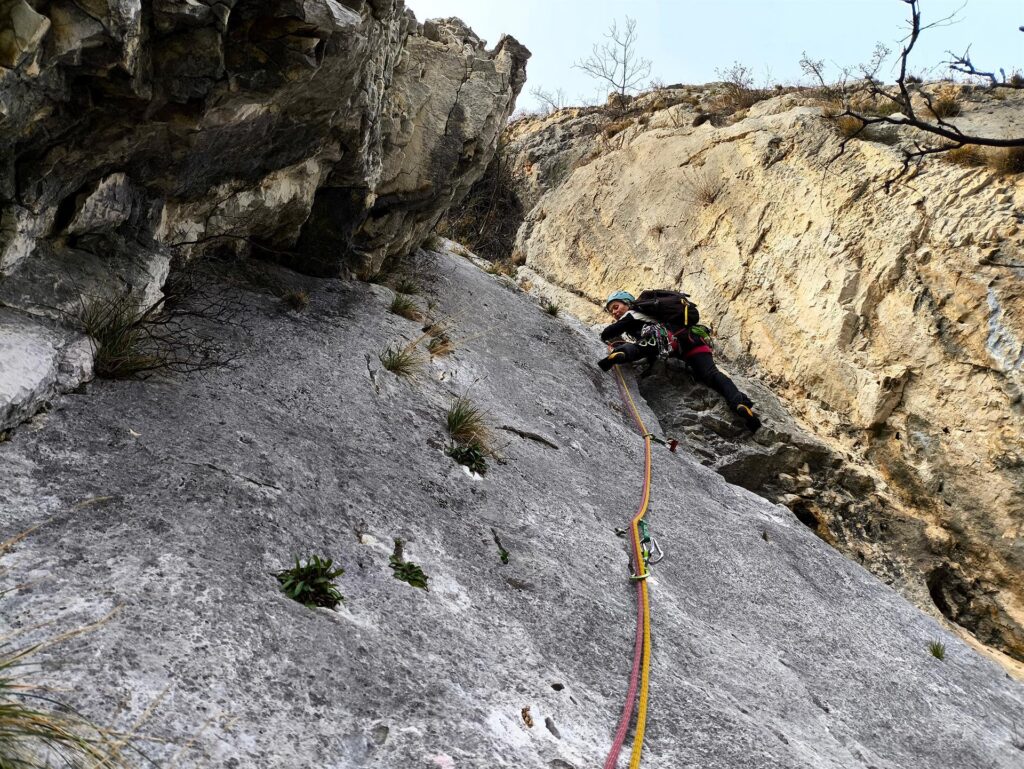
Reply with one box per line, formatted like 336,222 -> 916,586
515,94 -> 1024,659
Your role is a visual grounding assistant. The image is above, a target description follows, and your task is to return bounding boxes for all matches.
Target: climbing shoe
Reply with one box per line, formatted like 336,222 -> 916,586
736,404 -> 761,433
597,351 -> 626,372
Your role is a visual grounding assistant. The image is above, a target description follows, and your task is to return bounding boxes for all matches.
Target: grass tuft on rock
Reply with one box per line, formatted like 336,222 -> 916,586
928,640 -> 946,660
379,345 -> 423,377
394,278 -> 420,295
543,302 -> 560,317
389,293 -> 421,321
0,641 -> 133,768
78,295 -> 163,379
446,396 -> 489,445
276,554 -> 344,609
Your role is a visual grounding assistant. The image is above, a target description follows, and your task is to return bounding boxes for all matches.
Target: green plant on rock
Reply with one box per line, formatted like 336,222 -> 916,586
491,528 -> 510,565
446,396 -> 489,445
446,441 -> 488,475
389,540 -> 429,590
928,640 -> 946,660
543,302 -> 560,317
276,554 -> 344,609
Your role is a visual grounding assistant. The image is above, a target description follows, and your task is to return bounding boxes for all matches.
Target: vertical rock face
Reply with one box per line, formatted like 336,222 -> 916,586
0,0 -> 529,429
508,89 -> 1024,664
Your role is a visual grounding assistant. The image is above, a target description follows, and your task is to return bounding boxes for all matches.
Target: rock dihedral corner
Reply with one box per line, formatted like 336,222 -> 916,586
0,0 -> 529,430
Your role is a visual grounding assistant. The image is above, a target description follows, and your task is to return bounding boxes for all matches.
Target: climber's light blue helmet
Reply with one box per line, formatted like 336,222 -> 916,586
604,290 -> 635,312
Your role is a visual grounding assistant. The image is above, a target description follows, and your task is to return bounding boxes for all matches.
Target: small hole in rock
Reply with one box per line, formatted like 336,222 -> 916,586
551,682 -> 564,691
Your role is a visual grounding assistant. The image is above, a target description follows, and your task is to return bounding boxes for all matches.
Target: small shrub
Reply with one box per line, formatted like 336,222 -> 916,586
544,302 -> 560,317
77,288 -> 232,380
276,554 -> 344,609
394,278 -> 419,295
390,293 -> 421,321
379,345 -> 423,377
928,640 -> 946,660
446,396 -> 488,445
989,146 -> 1024,175
836,115 -> 865,138
682,168 -> 724,206
281,289 -> 309,311
906,74 -> 923,84
944,145 -> 986,167
446,441 -> 488,475
1010,72 -> 1024,88
713,62 -> 770,113
423,233 -> 443,252
389,540 -> 429,590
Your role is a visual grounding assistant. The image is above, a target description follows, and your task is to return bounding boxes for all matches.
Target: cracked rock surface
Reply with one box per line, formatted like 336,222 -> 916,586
0,246 -> 1021,767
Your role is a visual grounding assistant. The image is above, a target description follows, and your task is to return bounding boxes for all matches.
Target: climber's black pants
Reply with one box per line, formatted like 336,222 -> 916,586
686,352 -> 751,411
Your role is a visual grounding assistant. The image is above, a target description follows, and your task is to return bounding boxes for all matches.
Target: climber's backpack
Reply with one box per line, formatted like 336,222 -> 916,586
632,289 -> 700,329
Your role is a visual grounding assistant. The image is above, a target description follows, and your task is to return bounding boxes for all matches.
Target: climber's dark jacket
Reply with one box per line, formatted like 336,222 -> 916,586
600,310 -> 711,358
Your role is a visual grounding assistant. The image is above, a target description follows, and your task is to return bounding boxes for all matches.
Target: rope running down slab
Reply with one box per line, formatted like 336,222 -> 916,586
603,364 -> 654,769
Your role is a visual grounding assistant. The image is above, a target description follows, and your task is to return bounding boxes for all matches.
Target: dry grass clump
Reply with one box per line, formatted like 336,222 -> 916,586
281,289 -> 309,311
485,260 -> 514,277
836,115 -> 865,138
927,86 -> 962,118
0,642 -> 135,769
603,120 -> 631,138
426,334 -> 454,357
681,168 -> 724,206
944,145 -> 986,167
989,146 -> 1024,175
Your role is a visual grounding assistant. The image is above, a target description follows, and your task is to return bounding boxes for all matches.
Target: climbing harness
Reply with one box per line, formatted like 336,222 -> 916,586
602,362 -> 660,769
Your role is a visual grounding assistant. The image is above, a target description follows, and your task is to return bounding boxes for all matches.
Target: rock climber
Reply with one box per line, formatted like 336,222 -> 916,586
596,290 -> 762,432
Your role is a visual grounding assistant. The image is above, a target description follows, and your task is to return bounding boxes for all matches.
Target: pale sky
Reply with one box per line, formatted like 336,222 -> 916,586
406,0 -> 1023,111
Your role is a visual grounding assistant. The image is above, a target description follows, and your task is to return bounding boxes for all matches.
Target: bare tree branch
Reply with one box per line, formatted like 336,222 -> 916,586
815,0 -> 1024,184
573,16 -> 652,111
